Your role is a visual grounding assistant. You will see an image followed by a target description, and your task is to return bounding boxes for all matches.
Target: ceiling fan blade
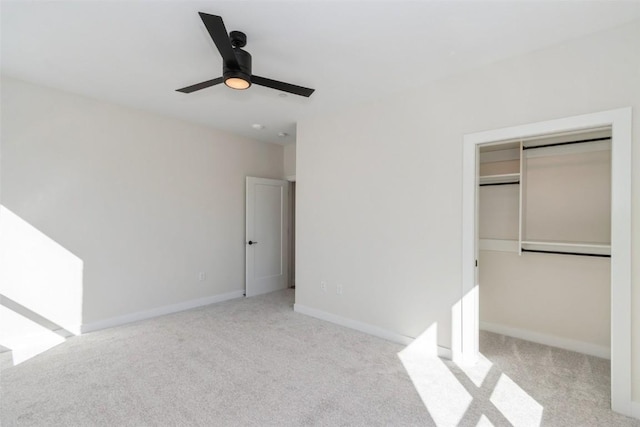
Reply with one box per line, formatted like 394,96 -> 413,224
252,75 -> 315,97
176,77 -> 224,93
198,12 -> 239,69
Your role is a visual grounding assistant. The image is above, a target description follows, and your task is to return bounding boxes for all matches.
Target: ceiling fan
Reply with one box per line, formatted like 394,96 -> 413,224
176,13 -> 315,97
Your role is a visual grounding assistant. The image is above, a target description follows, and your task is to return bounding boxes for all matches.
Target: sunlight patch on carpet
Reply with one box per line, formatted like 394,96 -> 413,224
490,373 -> 543,426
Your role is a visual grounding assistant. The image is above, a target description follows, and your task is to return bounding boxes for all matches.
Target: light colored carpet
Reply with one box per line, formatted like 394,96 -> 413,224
1,289 -> 637,426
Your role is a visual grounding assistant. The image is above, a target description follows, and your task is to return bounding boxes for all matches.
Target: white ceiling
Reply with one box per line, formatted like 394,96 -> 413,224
2,1 -> 640,145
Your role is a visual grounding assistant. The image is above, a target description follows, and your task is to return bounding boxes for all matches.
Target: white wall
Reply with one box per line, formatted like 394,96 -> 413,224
0,76 -> 284,326
480,251 -> 611,353
284,143 -> 296,178
295,21 -> 640,400
524,148 -> 611,243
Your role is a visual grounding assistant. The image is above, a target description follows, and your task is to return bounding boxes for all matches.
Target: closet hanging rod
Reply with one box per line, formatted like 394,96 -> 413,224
479,182 -> 520,187
522,136 -> 610,151
521,248 -> 611,258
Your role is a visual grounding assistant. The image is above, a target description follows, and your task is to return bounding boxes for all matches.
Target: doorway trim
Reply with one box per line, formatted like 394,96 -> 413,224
245,176 -> 289,297
458,108 -> 633,416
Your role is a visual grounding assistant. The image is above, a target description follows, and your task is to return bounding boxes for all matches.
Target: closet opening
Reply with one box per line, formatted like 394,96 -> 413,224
459,108 -> 632,416
478,128 -> 612,358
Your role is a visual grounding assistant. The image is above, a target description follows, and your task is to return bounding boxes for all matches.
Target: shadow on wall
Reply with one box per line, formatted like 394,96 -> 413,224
0,206 -> 83,365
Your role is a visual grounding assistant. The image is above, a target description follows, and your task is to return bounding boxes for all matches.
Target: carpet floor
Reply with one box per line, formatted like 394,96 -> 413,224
1,289 -> 638,426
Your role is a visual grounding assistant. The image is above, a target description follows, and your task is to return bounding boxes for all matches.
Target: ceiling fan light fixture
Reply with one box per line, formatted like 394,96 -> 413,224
223,47 -> 252,91
224,76 -> 251,90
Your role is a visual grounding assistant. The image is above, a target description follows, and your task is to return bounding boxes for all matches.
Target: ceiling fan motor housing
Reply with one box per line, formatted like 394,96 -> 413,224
229,30 -> 247,48
224,47 -> 252,87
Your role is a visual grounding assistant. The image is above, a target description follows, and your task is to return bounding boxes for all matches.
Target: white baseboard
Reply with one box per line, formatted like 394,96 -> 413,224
81,290 -> 245,334
294,303 -> 451,358
54,328 -> 75,338
480,321 -> 610,359
437,346 -> 453,359
294,304 -> 413,345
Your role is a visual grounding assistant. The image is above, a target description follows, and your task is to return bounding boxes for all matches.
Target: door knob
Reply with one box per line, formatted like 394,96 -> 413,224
248,240 -> 258,245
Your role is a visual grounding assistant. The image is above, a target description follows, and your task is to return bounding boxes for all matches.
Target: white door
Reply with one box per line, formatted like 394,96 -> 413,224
245,177 -> 288,297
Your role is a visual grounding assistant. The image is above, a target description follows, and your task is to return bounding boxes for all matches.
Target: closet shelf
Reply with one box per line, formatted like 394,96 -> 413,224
521,240 -> 611,257
479,173 -> 520,186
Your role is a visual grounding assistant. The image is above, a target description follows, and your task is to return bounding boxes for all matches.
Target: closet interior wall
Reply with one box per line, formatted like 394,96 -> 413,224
478,129 -> 612,358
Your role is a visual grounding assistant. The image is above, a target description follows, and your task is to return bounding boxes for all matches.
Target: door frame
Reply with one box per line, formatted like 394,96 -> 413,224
286,178 -> 296,289
458,108 -> 633,416
245,176 -> 289,297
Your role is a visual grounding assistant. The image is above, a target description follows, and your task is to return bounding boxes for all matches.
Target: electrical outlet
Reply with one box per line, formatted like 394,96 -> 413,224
336,284 -> 343,295
321,281 -> 327,292
198,272 -> 206,281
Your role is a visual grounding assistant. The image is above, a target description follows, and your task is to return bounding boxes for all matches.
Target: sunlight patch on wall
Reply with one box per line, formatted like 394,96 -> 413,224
0,205 -> 83,364
0,306 -> 65,365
